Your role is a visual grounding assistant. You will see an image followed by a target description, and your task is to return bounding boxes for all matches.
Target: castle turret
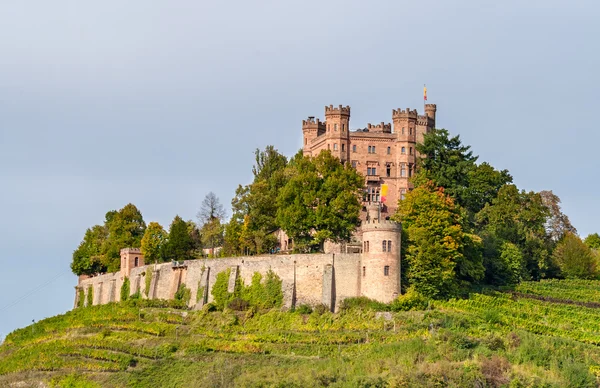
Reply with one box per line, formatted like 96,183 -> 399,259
360,212 -> 401,303
324,105 -> 351,163
120,248 -> 144,278
425,103 -> 437,122
302,116 -> 326,156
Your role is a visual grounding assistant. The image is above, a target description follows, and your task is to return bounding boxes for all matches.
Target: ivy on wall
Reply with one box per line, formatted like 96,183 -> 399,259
120,277 -> 130,302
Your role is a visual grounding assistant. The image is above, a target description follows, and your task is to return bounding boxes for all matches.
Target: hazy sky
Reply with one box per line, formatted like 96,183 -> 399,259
1,0 -> 598,338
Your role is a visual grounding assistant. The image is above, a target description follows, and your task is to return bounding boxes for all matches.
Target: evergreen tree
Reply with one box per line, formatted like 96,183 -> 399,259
163,216 -> 195,261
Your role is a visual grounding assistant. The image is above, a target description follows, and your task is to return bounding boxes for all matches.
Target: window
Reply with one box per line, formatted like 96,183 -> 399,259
409,128 -> 413,135
372,146 -> 376,154
363,241 -> 369,252
368,145 -> 376,154
351,160 -> 357,168
386,164 -> 391,177
402,127 -> 405,134
134,257 -> 139,267
401,147 -> 406,154
400,164 -> 406,177
341,144 -> 345,152
334,123 -> 337,131
409,147 -> 413,155
352,145 -> 357,152
342,124 -> 345,132
362,266 -> 366,276
367,167 -> 377,176
408,164 -> 412,177
387,146 -> 391,155
388,240 -> 392,252
382,240 -> 387,252
334,143 -> 338,151
384,266 -> 390,276
366,187 -> 380,202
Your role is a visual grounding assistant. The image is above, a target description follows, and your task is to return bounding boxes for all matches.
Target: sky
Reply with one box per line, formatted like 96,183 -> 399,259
0,0 -> 599,339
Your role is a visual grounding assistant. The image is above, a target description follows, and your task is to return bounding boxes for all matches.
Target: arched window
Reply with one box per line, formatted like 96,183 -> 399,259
134,257 -> 139,267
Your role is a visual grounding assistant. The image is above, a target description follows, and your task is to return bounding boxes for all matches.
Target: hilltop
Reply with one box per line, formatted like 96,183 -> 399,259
2,279 -> 600,387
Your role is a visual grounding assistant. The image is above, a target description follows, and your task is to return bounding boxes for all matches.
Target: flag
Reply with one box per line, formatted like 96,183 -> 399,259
424,85 -> 427,101
380,184 -> 388,203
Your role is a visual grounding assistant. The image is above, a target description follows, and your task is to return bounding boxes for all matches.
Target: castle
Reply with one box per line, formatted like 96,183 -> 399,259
75,103 -> 436,310
303,104 -> 436,217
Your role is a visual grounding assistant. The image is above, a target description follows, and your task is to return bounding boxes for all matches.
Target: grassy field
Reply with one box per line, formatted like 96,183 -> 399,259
3,280 -> 600,387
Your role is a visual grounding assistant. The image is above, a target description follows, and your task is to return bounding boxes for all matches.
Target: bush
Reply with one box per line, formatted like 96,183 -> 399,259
77,288 -> 85,308
120,277 -> 130,302
144,271 -> 152,297
86,287 -> 93,307
228,298 -> 250,311
390,287 -> 429,311
295,304 -> 313,314
340,296 -> 387,311
174,283 -> 191,306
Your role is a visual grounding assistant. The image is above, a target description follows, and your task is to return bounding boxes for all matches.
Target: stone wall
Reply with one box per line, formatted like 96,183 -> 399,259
77,253 -> 363,312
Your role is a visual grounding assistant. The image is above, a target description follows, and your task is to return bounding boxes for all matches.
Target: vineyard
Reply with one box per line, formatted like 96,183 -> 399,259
3,280 -> 600,386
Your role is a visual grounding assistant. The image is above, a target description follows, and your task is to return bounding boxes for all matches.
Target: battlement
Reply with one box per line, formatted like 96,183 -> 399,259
367,122 -> 392,133
392,108 -> 418,120
302,117 -> 326,130
120,248 -> 141,255
325,104 -> 351,116
361,219 -> 402,231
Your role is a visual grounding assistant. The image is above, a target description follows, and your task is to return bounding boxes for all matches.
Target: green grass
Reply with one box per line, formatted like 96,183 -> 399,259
3,280 -> 600,386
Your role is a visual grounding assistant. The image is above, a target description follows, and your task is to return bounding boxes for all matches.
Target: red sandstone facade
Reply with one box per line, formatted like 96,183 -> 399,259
302,104 -> 437,218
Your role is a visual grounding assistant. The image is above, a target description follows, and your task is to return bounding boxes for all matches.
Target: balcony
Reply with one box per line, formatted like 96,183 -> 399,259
366,174 -> 380,182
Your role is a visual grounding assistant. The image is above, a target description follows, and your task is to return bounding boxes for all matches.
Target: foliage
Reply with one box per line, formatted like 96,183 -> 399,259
210,269 -> 283,311
71,204 -> 146,276
86,287 -> 93,307
390,287 -> 430,311
200,218 -> 224,255
120,277 -> 130,302
476,184 -> 553,282
392,183 -> 484,298
553,232 -> 598,279
584,233 -> 600,250
174,283 -> 191,306
276,150 -> 364,252
77,288 -> 85,308
140,222 -> 167,263
540,190 -> 577,241
211,268 -> 234,310
144,271 -> 152,298
162,216 -> 195,262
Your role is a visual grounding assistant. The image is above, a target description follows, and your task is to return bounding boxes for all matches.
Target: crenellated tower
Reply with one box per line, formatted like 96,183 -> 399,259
324,105 -> 351,163
302,116 -> 326,155
392,108 -> 418,197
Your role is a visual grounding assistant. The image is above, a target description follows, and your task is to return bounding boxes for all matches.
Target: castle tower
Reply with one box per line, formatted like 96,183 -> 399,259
324,105 -> 351,163
302,116 -> 326,156
360,208 -> 402,303
416,103 -> 437,144
120,248 -> 144,278
392,108 -> 418,199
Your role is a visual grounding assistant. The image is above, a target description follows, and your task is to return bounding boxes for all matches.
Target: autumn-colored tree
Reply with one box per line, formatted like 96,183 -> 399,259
140,222 -> 167,263
553,232 -> 598,279
584,233 -> 600,250
540,190 -> 577,241
392,183 -> 484,298
71,225 -> 108,276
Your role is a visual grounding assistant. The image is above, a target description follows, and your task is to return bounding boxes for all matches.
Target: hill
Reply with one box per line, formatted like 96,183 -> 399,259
3,280 -> 600,387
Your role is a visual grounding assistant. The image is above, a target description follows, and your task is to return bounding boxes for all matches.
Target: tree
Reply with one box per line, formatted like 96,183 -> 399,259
140,222 -> 167,263
200,218 -> 224,256
392,183 -> 484,298
276,150 -> 363,252
584,233 -> 600,250
540,190 -> 577,241
553,232 -> 598,279
102,204 -> 146,272
162,216 -> 195,261
197,192 -> 225,225
414,129 -> 512,215
476,185 -> 553,281
71,225 -> 108,276
230,146 -> 289,255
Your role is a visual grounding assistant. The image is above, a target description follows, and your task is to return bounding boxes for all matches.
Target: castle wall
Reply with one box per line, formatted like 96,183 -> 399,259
77,253 -> 362,311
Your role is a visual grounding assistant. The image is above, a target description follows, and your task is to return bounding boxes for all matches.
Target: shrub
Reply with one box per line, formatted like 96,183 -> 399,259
196,284 -> 205,303
120,277 -> 130,302
390,287 -> 429,311
228,298 -> 250,311
144,271 -> 152,297
174,283 -> 191,306
86,287 -> 93,307
77,288 -> 85,308
295,304 -> 313,314
313,304 -> 330,315
211,269 -> 233,310
340,296 -> 387,311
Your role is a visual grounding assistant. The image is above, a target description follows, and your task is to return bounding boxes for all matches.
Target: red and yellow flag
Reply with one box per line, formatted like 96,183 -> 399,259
380,184 -> 388,203
424,85 -> 427,101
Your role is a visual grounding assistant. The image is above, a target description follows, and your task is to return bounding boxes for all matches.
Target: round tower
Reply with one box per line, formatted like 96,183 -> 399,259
302,116 -> 326,156
324,105 -> 351,163
360,215 -> 401,303
425,103 -> 437,123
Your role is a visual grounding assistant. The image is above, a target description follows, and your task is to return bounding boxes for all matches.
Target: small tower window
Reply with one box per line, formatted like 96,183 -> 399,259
362,266 -> 366,277
388,240 -> 392,252
384,266 -> 390,276
382,240 -> 387,252
409,147 -> 413,155
334,143 -> 338,151
342,124 -> 345,131
363,241 -> 370,252
134,257 -> 139,267
386,164 -> 391,177
402,127 -> 405,134
341,144 -> 345,152
387,146 -> 391,155
401,164 -> 406,177
334,123 -> 338,131
352,145 -> 357,152
351,160 -> 357,168
401,147 -> 406,154
409,128 -> 413,135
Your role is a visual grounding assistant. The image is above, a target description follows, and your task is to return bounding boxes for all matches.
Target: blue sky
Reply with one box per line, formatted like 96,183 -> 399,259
1,0 -> 598,339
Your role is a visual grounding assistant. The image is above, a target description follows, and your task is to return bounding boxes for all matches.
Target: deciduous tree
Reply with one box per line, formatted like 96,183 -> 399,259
140,222 -> 167,263
553,232 -> 598,279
